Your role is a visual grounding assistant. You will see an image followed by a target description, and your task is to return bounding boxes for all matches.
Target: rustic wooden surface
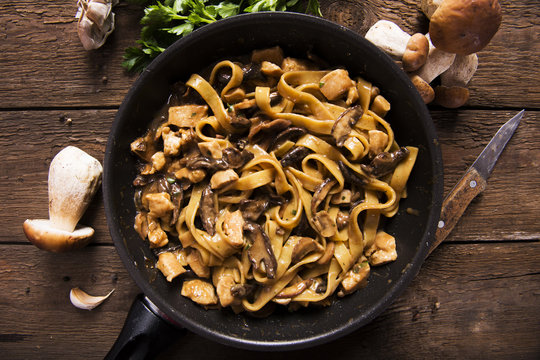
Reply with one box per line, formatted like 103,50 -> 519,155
0,0 -> 539,359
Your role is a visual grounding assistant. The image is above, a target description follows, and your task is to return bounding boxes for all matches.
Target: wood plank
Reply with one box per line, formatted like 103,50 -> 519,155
1,1 -> 538,108
1,109 -> 537,246
0,242 -> 538,359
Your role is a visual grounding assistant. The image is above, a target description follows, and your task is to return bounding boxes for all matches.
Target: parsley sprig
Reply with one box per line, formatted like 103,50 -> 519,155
123,0 -> 322,73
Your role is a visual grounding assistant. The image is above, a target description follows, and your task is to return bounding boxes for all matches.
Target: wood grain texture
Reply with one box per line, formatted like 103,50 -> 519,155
0,243 -> 537,359
0,0 -> 538,108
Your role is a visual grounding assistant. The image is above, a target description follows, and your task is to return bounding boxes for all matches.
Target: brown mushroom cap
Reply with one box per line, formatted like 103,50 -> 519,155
409,74 -> 435,104
23,219 -> 94,252
434,85 -> 470,108
429,0 -> 502,55
402,33 -> 429,72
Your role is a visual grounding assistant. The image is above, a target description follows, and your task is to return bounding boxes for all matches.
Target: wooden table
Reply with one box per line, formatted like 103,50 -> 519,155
1,1 -> 538,358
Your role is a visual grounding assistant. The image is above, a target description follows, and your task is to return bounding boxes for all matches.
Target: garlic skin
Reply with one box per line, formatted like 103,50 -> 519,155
75,0 -> 119,50
70,287 -> 114,310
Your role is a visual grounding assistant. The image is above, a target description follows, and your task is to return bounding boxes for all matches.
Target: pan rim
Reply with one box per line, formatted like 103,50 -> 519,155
103,11 -> 444,351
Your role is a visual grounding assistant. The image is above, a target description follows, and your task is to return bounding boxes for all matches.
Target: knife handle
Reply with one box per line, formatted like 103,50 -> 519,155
429,168 -> 487,255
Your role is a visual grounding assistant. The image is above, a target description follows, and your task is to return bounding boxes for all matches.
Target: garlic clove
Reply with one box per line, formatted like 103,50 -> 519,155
70,287 -> 114,310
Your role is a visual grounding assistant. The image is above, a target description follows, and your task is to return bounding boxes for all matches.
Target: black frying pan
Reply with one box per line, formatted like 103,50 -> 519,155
103,12 -> 443,358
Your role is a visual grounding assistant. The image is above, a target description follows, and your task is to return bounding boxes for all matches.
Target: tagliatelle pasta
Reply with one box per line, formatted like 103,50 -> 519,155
130,46 -> 418,314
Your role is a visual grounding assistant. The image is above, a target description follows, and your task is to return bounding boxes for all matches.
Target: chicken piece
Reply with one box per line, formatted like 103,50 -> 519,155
181,279 -> 218,305
174,167 -> 206,184
210,169 -> 239,190
368,130 -> 389,157
147,216 -> 168,248
168,105 -> 208,128
198,140 -> 222,159
157,252 -> 186,282
319,69 -> 354,101
251,46 -> 284,65
281,57 -> 316,72
338,259 -> 370,297
216,274 -> 238,307
222,210 -> 245,248
149,151 -> 166,173
134,212 -> 149,240
365,231 -> 398,265
161,127 -> 183,156
144,192 -> 174,218
261,61 -> 283,77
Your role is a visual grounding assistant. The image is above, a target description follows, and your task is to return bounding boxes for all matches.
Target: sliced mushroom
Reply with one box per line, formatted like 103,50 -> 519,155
199,185 -> 217,235
311,178 -> 337,213
316,241 -> 336,265
275,279 -> 313,299
312,211 -> 337,238
230,283 -> 256,299
338,161 -> 369,187
269,127 -> 307,152
336,211 -> 349,231
186,156 -> 228,173
244,221 -> 277,279
222,147 -> 254,169
331,189 -> 352,205
362,147 -> 410,178
291,237 -> 324,263
248,119 -> 292,150
332,105 -> 363,147
280,146 -> 312,168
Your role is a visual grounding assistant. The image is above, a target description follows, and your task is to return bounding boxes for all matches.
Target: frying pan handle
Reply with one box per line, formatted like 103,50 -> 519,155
105,294 -> 185,360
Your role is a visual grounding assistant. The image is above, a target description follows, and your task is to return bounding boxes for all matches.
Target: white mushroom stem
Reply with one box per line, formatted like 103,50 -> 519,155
440,53 -> 479,87
414,34 -> 456,84
23,146 -> 102,252
365,20 -> 411,59
49,146 -> 103,232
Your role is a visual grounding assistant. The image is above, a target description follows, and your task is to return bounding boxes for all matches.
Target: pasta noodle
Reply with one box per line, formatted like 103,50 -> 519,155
130,47 -> 418,313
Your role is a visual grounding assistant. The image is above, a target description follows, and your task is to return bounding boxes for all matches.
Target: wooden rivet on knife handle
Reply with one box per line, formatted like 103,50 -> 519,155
429,168 -> 487,255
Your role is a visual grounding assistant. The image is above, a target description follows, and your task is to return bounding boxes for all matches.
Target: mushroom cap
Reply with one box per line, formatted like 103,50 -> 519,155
434,85 -> 470,108
429,0 -> 502,55
409,74 -> 435,104
23,219 -> 94,252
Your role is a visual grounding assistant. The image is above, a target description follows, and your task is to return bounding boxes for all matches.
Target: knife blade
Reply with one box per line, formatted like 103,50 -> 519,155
429,110 -> 525,255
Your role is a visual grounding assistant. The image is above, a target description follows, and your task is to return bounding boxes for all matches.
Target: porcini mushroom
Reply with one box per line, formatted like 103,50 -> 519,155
23,146 -> 102,252
414,34 -> 456,84
434,85 -> 470,108
409,74 -> 435,104
421,0 -> 444,19
402,33 -> 430,72
440,53 -> 479,87
429,0 -> 502,55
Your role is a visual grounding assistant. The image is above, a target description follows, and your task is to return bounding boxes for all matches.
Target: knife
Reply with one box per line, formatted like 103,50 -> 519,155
429,110 -> 525,255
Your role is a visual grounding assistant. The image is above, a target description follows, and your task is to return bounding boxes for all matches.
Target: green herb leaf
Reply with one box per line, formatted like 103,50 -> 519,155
123,0 -> 322,73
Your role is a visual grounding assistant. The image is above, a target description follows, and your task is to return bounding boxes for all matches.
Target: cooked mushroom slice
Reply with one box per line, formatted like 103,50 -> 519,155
248,119 -> 292,150
312,211 -> 337,238
229,113 -> 252,130
275,279 -> 314,298
222,147 -> 254,169
338,161 -> 369,187
332,105 -> 363,147
331,189 -> 352,205
316,241 -> 336,265
269,126 -> 307,151
291,236 -> 324,263
244,221 -> 277,279
335,211 -> 349,231
199,185 -> 217,235
186,156 -> 228,173
280,146 -> 312,168
181,279 -> 218,306
311,178 -> 337,213
169,184 -> 183,226
362,147 -> 410,178
230,283 -> 255,299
